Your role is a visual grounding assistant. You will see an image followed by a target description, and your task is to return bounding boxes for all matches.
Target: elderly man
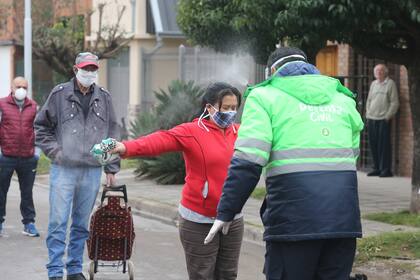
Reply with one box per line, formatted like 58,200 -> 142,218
35,52 -> 120,280
366,64 -> 399,177
0,77 -> 39,237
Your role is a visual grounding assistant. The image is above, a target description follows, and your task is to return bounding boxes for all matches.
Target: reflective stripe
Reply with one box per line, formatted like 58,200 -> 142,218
234,151 -> 267,166
353,148 -> 360,158
266,162 -> 356,177
235,138 -> 271,153
269,148 -> 360,161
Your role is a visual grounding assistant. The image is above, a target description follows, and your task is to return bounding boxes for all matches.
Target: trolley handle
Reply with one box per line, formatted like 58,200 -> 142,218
101,184 -> 128,204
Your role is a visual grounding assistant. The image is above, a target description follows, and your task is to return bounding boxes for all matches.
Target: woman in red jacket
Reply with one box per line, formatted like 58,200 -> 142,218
110,82 -> 243,280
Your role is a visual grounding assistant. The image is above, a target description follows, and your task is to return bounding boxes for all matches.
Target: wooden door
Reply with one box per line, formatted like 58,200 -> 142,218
316,46 -> 338,76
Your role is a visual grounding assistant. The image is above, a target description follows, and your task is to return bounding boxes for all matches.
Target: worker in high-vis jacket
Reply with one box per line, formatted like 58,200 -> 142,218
204,47 -> 364,280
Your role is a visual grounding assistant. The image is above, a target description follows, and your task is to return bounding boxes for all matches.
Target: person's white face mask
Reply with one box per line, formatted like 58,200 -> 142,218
14,88 -> 27,101
76,69 -> 98,87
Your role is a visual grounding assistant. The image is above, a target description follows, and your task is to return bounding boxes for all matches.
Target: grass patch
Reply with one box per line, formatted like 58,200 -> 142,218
121,158 -> 139,169
251,187 -> 266,200
364,211 -> 420,228
37,153 -> 51,174
356,232 -> 420,264
36,154 -> 138,174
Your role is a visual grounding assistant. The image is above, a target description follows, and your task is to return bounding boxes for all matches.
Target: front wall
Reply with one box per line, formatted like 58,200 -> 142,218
90,0 -> 132,35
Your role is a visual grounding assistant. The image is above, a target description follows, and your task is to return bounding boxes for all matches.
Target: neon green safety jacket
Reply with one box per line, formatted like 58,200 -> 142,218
217,74 -> 364,241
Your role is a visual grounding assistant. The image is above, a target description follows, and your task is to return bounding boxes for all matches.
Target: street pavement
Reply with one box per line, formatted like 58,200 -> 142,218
1,169 -> 416,279
0,178 -> 265,280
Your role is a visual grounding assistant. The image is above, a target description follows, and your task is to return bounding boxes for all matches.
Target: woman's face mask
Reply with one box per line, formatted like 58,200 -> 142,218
76,68 -> 98,87
209,105 -> 237,128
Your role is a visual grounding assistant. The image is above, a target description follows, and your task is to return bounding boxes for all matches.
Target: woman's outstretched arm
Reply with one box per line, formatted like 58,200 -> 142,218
112,124 -> 190,158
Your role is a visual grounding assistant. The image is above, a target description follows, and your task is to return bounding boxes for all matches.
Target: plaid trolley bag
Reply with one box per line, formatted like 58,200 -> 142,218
87,185 -> 135,280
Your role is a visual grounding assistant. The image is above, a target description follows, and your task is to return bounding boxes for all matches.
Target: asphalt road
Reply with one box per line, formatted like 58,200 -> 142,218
0,180 -> 265,280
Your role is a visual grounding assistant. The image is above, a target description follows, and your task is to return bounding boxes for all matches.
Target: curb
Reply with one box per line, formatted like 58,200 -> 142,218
31,178 -> 265,245
130,197 -> 179,226
129,197 -> 264,246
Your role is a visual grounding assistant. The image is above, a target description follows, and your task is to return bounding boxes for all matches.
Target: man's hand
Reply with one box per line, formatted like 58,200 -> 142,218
110,141 -> 127,155
106,173 -> 116,187
34,147 -> 42,160
204,219 -> 232,244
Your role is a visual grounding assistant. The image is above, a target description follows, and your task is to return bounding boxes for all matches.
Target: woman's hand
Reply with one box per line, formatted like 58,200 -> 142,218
109,141 -> 127,155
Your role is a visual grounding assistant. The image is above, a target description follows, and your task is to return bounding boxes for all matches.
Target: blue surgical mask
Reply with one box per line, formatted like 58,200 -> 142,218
210,105 -> 237,128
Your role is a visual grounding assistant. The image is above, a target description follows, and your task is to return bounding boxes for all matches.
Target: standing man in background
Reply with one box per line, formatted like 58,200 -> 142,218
0,76 -> 40,237
35,52 -> 120,280
366,64 -> 399,177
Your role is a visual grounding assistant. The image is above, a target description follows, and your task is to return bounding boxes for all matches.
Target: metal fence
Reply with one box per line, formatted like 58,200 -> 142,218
141,45 -> 264,105
334,75 -> 372,170
348,54 -> 402,173
178,45 -> 261,92
141,49 -> 180,111
107,48 -> 130,126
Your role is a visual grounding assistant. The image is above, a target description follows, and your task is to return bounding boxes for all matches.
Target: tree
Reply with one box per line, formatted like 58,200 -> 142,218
129,80 -> 205,184
1,0 -> 131,78
177,0 -> 288,64
177,0 -> 420,212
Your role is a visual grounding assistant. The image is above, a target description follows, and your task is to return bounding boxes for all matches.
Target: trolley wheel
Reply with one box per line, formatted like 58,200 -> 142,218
128,260 -> 134,280
88,261 -> 95,280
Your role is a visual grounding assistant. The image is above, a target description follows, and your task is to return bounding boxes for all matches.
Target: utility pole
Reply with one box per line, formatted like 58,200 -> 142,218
24,0 -> 32,98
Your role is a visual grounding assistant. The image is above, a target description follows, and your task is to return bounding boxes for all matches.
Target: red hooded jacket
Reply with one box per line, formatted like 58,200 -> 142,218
123,119 -> 239,217
0,94 -> 37,157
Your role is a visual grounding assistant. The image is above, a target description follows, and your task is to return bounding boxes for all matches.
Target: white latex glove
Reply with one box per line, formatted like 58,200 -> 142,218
204,219 -> 232,245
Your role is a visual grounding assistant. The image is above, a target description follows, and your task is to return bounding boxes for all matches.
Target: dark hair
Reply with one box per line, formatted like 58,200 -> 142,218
198,82 -> 242,119
267,47 -> 307,70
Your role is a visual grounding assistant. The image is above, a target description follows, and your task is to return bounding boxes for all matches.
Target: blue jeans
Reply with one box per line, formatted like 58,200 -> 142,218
46,164 -> 102,277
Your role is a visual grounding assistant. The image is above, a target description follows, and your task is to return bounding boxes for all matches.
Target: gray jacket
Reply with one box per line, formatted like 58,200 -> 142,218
35,79 -> 120,173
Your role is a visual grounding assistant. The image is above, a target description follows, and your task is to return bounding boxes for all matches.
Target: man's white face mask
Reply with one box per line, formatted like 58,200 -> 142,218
14,88 -> 27,100
76,68 -> 98,87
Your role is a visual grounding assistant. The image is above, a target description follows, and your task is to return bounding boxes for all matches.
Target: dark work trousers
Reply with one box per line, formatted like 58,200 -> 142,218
179,216 -> 244,280
264,238 -> 356,280
367,119 -> 392,174
0,154 -> 38,224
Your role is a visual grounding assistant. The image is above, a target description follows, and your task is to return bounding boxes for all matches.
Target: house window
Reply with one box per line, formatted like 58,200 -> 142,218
146,0 -> 155,34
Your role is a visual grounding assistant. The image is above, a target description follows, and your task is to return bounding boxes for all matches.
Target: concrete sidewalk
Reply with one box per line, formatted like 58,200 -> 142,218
34,169 -> 418,244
